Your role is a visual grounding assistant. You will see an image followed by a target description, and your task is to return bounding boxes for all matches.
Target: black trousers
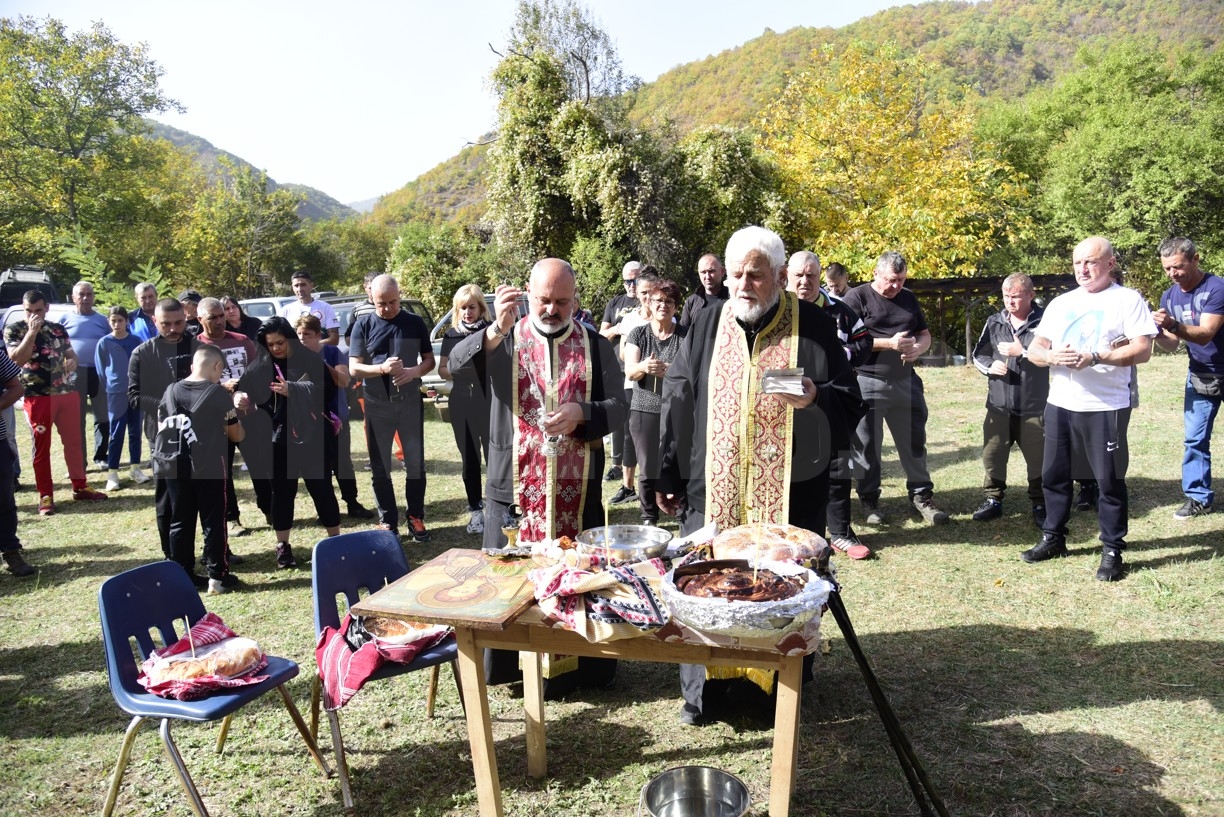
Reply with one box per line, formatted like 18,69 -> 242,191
166,475 -> 228,577
629,409 -> 661,522
1041,405 -> 1131,550
364,395 -> 426,527
270,441 -> 340,532
75,366 -> 108,468
448,391 -> 489,511
326,420 -> 359,506
155,475 -> 174,559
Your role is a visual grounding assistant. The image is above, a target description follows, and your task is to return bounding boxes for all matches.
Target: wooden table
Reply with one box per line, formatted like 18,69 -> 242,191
351,549 -> 811,817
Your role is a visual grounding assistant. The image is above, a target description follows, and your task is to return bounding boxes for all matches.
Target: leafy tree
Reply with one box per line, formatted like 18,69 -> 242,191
980,40 -> 1224,295
759,42 -> 1031,278
672,126 -> 785,271
177,157 -> 301,297
296,217 -> 392,293
0,16 -> 182,269
388,221 -> 504,318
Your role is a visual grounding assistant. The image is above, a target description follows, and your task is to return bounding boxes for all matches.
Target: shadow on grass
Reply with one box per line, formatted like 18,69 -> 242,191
800,623 -> 1217,815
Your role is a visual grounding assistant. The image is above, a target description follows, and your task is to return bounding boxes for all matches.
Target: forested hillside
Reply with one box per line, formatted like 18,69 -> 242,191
371,0 -> 1224,228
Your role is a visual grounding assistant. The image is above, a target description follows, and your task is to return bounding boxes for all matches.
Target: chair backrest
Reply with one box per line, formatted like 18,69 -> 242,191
98,561 -> 208,697
311,530 -> 411,636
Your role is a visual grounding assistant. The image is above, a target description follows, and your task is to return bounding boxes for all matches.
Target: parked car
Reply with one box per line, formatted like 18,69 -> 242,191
2,302 -> 75,333
421,294 -> 529,398
328,294 -> 434,355
237,296 -> 295,321
0,266 -> 61,309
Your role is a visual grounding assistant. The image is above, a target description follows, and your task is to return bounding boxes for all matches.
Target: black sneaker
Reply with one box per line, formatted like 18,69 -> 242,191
861,498 -> 887,525
679,703 -> 704,726
188,572 -> 210,589
972,498 -> 1002,521
610,485 -> 635,504
1021,533 -> 1068,563
346,501 -> 374,519
1173,498 -> 1212,520
1074,483 -> 1098,512
912,494 -> 949,526
407,515 -> 431,542
604,465 -> 623,482
1031,504 -> 1047,529
1096,548 -> 1124,581
275,542 -> 297,569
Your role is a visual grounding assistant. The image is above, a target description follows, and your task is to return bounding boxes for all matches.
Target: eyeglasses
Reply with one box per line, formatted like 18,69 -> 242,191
650,298 -> 676,307
623,279 -> 637,287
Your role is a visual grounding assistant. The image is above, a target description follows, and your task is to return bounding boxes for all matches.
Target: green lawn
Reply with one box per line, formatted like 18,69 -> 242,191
0,353 -> 1220,816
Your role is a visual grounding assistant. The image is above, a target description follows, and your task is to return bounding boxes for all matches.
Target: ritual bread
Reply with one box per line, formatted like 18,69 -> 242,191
362,617 -> 438,639
147,637 -> 262,682
710,523 -> 830,565
675,566 -> 806,602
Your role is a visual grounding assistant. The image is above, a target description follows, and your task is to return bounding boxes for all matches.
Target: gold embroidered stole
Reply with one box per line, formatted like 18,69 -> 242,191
511,318 -> 593,542
703,293 -> 800,528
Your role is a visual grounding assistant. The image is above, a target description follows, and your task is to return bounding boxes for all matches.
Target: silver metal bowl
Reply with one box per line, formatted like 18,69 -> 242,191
576,525 -> 673,562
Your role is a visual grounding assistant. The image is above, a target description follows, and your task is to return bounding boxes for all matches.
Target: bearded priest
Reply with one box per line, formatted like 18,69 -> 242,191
657,226 -> 864,725
449,257 -> 628,696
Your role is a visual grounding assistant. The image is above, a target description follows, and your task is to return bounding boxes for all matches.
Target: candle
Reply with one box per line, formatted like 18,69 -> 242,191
604,503 -> 611,568
184,616 -> 196,659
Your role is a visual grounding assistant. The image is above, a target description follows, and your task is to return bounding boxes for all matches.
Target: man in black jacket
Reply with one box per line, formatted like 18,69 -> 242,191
971,273 -> 1048,526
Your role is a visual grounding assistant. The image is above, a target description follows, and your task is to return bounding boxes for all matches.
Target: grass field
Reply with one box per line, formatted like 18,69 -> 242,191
0,353 -> 1219,817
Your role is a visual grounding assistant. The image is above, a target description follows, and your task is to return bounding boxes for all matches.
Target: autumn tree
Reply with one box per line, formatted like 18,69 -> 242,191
759,42 -> 1030,278
0,16 -> 182,270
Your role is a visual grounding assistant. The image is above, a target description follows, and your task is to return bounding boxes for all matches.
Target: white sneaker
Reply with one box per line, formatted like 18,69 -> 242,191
131,466 -> 150,484
466,509 -> 485,534
104,475 -> 121,492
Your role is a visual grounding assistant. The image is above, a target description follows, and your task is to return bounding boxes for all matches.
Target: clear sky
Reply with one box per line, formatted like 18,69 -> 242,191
12,0 -> 915,205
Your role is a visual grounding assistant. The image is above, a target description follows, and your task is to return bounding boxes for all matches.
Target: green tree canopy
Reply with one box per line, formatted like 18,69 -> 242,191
980,40 -> 1224,293
0,16 -> 182,270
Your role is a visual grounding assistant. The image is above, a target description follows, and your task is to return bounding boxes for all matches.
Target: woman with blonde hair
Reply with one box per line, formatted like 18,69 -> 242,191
438,284 -> 494,534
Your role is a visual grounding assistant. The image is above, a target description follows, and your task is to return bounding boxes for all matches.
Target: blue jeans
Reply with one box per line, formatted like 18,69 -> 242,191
1183,375 -> 1222,506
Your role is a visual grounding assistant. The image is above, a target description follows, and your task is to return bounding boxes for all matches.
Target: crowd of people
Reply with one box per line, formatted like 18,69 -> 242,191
0,234 -> 1217,609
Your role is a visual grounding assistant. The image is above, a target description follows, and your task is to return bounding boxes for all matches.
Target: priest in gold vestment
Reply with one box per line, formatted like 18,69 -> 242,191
658,226 -> 864,725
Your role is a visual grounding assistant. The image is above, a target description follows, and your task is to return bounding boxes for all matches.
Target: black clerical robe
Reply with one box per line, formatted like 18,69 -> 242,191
658,296 -> 864,535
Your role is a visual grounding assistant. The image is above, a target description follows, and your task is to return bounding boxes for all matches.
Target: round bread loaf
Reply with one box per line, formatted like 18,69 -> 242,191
710,522 -> 830,566
148,637 -> 262,682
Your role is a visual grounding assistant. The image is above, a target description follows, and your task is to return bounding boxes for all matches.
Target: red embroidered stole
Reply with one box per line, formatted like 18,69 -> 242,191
704,293 -> 800,528
512,318 -> 593,542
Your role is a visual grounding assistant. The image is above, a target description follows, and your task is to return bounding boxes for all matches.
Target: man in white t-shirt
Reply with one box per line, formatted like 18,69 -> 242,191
278,270 -> 339,345
1022,236 -> 1156,581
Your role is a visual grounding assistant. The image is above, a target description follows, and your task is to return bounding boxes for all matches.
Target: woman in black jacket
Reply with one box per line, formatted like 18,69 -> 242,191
251,316 -> 340,568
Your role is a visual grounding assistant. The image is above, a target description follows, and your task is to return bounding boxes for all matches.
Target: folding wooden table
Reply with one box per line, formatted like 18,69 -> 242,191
352,548 -> 811,817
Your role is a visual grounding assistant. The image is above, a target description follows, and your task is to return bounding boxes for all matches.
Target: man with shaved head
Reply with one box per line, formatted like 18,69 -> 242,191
679,253 -> 728,329
1023,236 -> 1157,581
449,258 -> 628,695
349,274 -> 435,541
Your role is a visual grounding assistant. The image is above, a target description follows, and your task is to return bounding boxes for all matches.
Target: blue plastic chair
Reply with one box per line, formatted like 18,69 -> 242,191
98,561 -> 331,817
310,529 -> 461,813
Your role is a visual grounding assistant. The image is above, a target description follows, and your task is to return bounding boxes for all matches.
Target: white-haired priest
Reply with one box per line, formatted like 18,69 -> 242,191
657,226 -> 864,725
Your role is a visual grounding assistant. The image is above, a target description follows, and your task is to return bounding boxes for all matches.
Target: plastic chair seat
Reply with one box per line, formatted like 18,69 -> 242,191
98,561 -> 330,817
106,654 -> 301,723
310,530 -> 463,814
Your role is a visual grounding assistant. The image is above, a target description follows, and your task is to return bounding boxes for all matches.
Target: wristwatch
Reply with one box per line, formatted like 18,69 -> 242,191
491,323 -> 507,339
1090,352 -> 1100,366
